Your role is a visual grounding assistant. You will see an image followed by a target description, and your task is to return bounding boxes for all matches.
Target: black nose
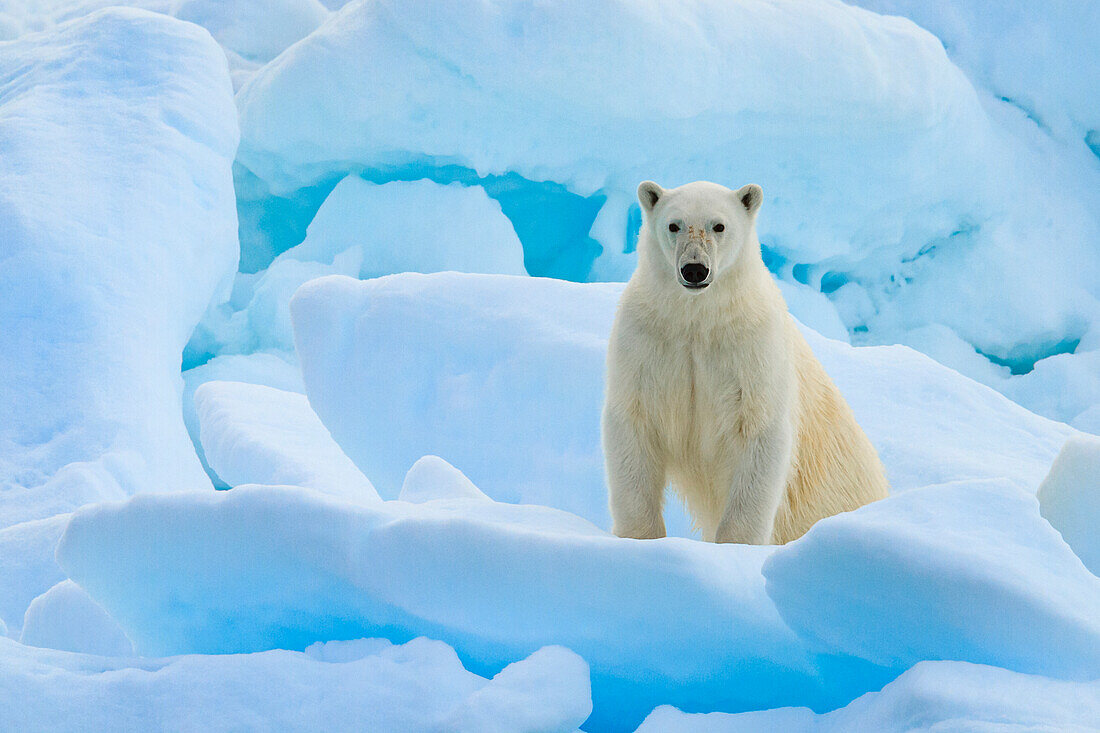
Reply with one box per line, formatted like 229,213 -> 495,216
681,263 -> 709,284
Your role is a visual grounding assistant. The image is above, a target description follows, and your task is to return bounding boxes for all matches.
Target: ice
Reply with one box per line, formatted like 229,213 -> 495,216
848,2 -> 1100,142
0,0 -> 328,64
20,580 -> 133,657
400,456 -> 491,504
173,0 -> 329,63
1037,436 -> 1100,576
1004,349 -> 1100,429
290,272 -> 1076,534
289,177 -> 526,280
638,660 -> 1100,732
233,0 -> 1100,403
182,352 -> 305,487
188,177 -> 526,362
763,479 -> 1100,682
194,381 -> 379,503
0,635 -> 591,732
0,515 -> 67,636
439,645 -> 592,733
0,8 -> 238,527
55,485 -> 820,730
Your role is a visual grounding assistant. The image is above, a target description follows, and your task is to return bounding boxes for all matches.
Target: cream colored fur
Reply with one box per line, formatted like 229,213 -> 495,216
603,180 -> 887,544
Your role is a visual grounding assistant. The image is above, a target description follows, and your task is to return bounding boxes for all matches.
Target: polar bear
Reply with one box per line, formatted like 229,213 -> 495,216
602,180 -> 888,544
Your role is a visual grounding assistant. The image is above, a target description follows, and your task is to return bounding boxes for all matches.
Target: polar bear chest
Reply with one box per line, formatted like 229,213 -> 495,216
636,332 -> 754,487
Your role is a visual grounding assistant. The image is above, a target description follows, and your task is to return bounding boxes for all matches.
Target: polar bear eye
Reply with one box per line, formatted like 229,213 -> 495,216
713,223 -> 725,233
668,223 -> 680,233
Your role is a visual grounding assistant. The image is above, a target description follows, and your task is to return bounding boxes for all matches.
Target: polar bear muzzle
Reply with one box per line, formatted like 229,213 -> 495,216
680,263 -> 710,288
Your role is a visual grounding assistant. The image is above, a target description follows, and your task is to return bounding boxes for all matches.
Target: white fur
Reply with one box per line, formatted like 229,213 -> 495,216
603,181 -> 888,544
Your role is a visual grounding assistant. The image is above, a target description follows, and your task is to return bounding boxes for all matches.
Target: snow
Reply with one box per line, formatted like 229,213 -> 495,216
1037,436 -> 1100,576
174,0 -> 329,63
290,177 -> 527,280
55,485 -> 819,730
188,177 -> 526,363
0,0 -> 329,65
400,456 -> 491,504
194,381 -> 379,503
233,0 -> 1100,415
0,515 -> 68,636
20,580 -> 133,656
763,479 -> 1100,681
638,660 -> 1100,733
0,635 -> 591,732
182,351 -> 305,486
0,1 -> 1098,730
0,8 -> 238,528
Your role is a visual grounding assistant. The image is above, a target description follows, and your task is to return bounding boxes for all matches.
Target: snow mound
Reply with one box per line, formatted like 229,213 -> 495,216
0,635 -> 591,732
182,352 -> 305,487
0,8 -> 238,527
174,0 -> 329,63
56,485 -> 818,730
20,580 -> 132,657
0,515 -> 67,636
400,456 -> 490,504
763,479 -> 1100,682
0,0 -> 329,64
638,660 -> 1100,732
290,272 -> 1076,534
849,1 -> 1100,142
195,381 -> 378,503
234,0 -> 1100,385
1037,436 -> 1100,576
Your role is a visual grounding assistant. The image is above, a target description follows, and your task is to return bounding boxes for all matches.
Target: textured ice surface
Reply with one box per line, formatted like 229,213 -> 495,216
20,580 -> 133,656
234,0 -> 1100,391
0,8 -> 238,527
0,0 -> 328,64
56,485 -> 819,730
182,352 -> 305,486
0,635 -> 591,732
189,177 -> 526,362
638,660 -> 1100,733
763,479 -> 1100,681
1037,436 -> 1100,575
0,515 -> 68,636
195,381 -> 378,503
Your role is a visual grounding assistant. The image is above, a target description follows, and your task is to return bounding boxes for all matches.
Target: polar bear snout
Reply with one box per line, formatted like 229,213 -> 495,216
679,262 -> 710,288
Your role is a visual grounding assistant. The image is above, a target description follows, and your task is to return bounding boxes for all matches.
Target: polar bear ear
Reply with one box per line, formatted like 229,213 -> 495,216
637,181 -> 665,214
736,184 -> 763,216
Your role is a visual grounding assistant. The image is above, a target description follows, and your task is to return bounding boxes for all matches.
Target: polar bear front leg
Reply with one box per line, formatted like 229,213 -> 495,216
715,420 -> 792,544
603,407 -> 666,539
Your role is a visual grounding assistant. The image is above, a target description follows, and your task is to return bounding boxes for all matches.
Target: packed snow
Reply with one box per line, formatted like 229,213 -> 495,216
638,661 -> 1100,733
0,635 -> 591,732
0,7 -> 238,529
1,0 -> 1098,731
20,580 -> 133,657
195,380 -> 378,503
55,485 -> 819,729
763,479 -> 1100,681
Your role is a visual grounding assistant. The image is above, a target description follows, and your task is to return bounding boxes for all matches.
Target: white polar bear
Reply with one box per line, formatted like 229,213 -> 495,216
603,180 -> 888,544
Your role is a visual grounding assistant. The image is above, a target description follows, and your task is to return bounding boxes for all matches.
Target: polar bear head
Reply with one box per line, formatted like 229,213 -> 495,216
636,180 -> 762,290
